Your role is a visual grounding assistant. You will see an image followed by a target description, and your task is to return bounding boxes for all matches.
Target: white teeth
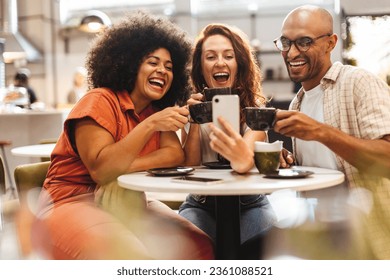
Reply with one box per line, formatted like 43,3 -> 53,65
289,61 -> 306,66
149,78 -> 165,86
213,72 -> 229,77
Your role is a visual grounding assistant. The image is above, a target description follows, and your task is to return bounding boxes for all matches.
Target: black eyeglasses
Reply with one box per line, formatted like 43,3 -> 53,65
273,34 -> 332,52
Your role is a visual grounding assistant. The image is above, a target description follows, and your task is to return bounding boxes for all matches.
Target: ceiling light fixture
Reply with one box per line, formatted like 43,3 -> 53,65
79,10 -> 112,33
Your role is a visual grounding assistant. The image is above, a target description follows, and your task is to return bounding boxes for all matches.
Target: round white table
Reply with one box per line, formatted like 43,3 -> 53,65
11,143 -> 55,158
118,166 -> 344,260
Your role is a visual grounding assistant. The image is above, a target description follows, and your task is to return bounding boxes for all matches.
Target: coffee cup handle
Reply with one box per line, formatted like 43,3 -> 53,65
188,114 -> 196,123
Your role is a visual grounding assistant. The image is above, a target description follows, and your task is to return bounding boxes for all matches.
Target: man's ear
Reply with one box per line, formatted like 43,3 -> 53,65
327,33 -> 338,52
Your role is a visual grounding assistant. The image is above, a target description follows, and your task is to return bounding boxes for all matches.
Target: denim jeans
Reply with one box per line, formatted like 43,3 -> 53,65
179,194 -> 276,245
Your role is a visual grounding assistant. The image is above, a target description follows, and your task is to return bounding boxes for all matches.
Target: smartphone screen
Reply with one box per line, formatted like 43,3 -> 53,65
171,176 -> 224,185
212,95 -> 240,134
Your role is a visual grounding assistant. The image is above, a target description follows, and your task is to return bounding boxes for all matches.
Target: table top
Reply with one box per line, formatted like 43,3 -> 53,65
145,191 -> 188,202
118,166 -> 345,195
11,143 -> 55,158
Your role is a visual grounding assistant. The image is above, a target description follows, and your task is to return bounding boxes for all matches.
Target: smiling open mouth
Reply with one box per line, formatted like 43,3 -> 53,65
289,61 -> 307,67
213,72 -> 229,83
149,78 -> 165,88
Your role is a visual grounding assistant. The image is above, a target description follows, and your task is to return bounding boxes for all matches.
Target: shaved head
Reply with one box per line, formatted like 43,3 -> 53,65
282,5 -> 333,36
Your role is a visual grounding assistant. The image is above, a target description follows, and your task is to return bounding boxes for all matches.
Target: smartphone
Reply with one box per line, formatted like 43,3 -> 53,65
171,176 -> 224,185
212,95 -> 240,134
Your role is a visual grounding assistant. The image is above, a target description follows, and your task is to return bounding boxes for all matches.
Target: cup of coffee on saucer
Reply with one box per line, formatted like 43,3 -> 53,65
244,107 -> 276,131
254,140 -> 283,174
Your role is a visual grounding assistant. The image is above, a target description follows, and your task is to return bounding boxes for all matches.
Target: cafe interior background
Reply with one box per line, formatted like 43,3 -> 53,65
1,0 -> 389,259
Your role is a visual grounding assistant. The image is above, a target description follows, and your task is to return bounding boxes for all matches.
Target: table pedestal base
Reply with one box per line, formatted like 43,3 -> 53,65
215,196 -> 241,259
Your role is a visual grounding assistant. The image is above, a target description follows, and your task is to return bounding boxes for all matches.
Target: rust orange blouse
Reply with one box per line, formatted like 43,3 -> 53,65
43,88 -> 160,203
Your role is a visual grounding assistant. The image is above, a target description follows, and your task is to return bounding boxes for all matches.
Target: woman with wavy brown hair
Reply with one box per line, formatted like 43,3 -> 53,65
191,24 -> 265,123
179,23 -> 276,259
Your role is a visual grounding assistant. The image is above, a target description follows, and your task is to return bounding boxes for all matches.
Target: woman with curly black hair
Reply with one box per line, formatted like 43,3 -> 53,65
32,11 -> 213,260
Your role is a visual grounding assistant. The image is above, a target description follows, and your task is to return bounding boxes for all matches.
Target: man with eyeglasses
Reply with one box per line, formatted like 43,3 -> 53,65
273,5 -> 390,259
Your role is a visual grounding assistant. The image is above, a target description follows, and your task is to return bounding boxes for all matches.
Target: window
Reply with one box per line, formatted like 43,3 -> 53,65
344,15 -> 390,82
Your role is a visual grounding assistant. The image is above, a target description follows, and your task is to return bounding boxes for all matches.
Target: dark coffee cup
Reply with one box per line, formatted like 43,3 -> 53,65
244,107 -> 276,131
217,153 -> 230,164
204,87 -> 234,101
189,101 -> 212,124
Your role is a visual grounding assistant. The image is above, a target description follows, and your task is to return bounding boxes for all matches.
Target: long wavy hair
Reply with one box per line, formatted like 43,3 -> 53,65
85,10 -> 192,109
191,23 -> 265,124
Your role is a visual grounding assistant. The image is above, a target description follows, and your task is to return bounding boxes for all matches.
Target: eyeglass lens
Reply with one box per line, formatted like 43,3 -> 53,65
274,34 -> 331,52
278,37 -> 313,52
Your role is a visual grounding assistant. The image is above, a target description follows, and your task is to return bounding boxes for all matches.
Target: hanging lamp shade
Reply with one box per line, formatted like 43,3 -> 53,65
79,10 -> 112,33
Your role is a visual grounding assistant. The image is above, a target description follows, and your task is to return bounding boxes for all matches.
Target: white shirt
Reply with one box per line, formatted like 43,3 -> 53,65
295,85 -> 338,170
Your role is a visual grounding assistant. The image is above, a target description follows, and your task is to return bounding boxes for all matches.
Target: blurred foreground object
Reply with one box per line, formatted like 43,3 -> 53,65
263,188 -> 374,259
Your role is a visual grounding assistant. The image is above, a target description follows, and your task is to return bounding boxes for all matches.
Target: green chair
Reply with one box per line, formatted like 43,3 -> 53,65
14,161 -> 50,197
13,161 -> 50,257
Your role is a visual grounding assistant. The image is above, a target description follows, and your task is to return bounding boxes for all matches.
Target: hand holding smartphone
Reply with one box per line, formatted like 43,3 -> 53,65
212,95 -> 240,134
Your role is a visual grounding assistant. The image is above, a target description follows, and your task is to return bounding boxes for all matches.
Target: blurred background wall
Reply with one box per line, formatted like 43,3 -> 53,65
1,0 -> 389,108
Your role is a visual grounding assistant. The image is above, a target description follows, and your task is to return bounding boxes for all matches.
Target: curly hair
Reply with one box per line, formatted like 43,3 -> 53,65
191,23 -> 266,123
85,10 -> 192,109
